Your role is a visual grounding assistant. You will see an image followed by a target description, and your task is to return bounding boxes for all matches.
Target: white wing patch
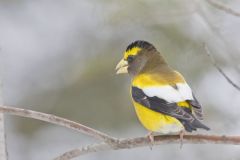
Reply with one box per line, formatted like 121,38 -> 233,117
142,83 -> 193,103
177,83 -> 193,101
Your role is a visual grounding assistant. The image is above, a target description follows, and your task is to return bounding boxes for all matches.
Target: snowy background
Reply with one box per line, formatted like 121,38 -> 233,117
0,0 -> 240,159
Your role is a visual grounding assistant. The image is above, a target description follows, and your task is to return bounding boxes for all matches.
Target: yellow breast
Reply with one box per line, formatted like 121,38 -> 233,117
133,101 -> 184,134
132,71 -> 185,88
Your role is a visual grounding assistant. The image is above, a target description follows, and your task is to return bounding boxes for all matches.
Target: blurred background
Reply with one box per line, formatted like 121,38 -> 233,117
1,0 -> 240,159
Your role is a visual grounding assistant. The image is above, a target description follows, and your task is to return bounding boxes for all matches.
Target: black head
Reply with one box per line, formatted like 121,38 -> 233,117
116,40 -> 163,76
126,40 -> 156,52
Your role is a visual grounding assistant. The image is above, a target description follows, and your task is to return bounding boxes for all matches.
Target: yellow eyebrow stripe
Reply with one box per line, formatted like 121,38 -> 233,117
124,47 -> 141,60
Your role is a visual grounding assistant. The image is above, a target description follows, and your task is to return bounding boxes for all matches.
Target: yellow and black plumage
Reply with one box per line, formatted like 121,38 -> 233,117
116,40 -> 209,141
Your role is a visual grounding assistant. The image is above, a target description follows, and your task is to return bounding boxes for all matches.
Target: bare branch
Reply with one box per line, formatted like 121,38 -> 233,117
0,53 -> 8,160
54,143 -> 110,160
203,44 -> 240,91
2,105 -> 240,160
0,105 -> 117,143
55,134 -> 240,160
206,0 -> 240,17
0,114 -> 7,160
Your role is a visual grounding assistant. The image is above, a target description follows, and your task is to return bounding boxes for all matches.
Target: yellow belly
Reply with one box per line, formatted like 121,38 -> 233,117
133,101 -> 184,134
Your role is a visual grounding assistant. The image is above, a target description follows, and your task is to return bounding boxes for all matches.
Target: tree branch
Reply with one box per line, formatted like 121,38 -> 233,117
0,53 -> 8,160
54,142 -> 110,160
0,105 -> 117,144
206,0 -> 240,17
1,105 -> 240,160
54,134 -> 240,160
203,44 -> 240,91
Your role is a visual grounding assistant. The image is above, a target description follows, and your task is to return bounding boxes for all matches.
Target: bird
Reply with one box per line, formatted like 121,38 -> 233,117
115,40 -> 210,147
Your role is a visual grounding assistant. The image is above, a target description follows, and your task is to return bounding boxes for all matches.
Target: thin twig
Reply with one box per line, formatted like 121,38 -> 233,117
54,143 -> 110,160
54,134 -> 240,160
206,0 -> 240,17
204,44 -> 240,91
0,50 -> 8,160
196,2 -> 240,75
0,105 -> 117,143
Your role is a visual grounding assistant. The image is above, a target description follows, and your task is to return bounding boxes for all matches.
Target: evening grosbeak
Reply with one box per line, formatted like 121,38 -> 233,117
115,40 -> 209,145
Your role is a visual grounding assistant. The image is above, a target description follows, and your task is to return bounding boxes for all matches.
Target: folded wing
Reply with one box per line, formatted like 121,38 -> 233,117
132,86 -> 209,131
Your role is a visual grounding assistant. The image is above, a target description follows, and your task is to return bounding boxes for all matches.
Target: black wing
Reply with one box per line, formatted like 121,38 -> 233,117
132,86 -> 209,132
187,94 -> 203,120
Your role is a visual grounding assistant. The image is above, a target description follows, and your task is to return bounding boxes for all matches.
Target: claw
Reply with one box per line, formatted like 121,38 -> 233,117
179,130 -> 185,149
147,131 -> 154,150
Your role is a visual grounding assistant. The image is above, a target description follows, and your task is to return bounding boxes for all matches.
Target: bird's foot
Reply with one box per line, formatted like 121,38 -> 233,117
146,131 -> 154,150
179,130 -> 185,149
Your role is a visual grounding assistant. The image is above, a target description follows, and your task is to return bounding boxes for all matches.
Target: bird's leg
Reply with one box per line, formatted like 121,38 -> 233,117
179,130 -> 185,149
146,131 -> 154,150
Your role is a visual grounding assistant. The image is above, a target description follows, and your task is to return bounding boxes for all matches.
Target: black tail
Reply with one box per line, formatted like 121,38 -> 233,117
192,118 -> 210,130
179,118 -> 210,132
179,107 -> 210,132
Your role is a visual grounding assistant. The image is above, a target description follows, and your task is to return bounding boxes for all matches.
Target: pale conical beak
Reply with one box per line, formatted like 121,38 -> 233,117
115,59 -> 128,74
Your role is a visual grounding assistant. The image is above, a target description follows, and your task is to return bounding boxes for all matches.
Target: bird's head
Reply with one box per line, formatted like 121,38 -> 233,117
115,40 -> 165,76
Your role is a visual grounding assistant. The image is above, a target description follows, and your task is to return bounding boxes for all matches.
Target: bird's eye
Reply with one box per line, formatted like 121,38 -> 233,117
127,56 -> 134,63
